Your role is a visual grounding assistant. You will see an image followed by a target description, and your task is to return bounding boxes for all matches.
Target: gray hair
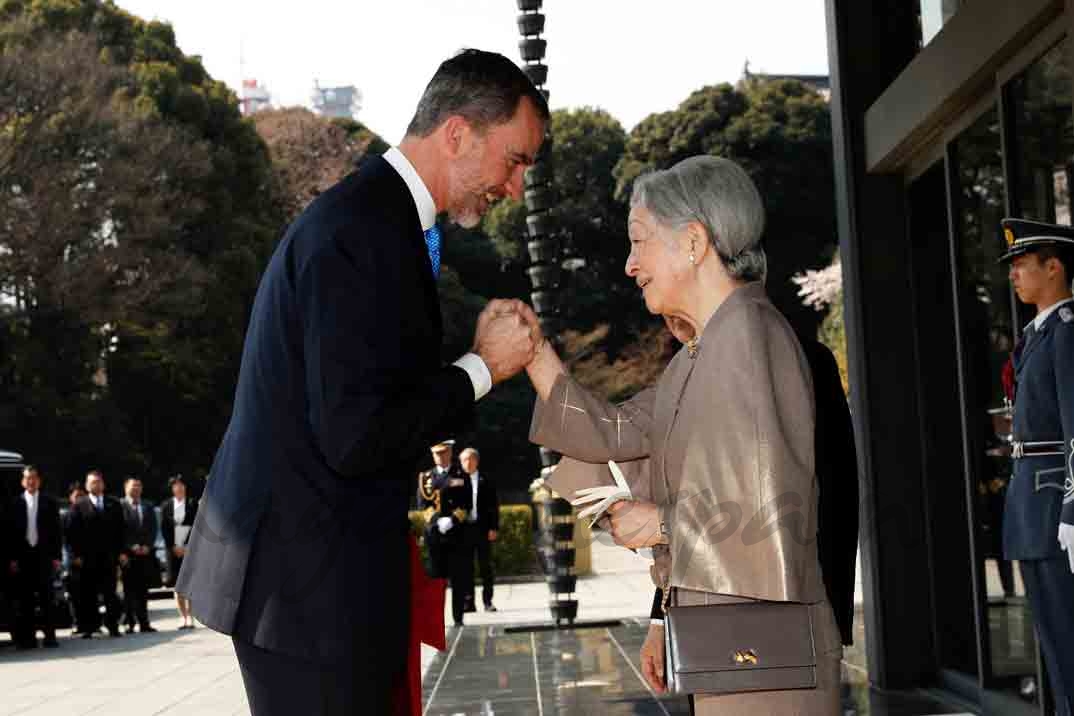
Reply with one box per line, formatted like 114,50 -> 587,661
406,49 -> 549,138
459,447 -> 480,460
630,156 -> 767,282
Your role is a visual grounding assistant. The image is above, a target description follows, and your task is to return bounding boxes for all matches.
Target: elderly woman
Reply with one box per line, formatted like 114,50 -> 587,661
523,155 -> 841,714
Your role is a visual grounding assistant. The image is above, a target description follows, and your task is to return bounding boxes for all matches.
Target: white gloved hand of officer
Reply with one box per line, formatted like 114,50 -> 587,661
1058,522 -> 1074,574
436,516 -> 454,535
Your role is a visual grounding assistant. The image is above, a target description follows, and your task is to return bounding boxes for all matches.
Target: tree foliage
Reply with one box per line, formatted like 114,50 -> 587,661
0,0 -> 280,497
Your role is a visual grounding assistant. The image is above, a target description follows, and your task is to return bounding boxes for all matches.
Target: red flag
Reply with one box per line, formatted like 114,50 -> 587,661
391,533 -> 446,716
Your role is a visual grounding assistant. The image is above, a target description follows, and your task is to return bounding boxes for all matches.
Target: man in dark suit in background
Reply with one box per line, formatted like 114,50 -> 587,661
7,465 -> 61,649
459,446 -> 499,613
177,49 -> 547,715
120,477 -> 158,634
67,470 -> 124,638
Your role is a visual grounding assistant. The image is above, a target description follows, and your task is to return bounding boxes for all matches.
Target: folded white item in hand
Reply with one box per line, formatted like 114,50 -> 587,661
436,516 -> 454,534
570,460 -> 634,526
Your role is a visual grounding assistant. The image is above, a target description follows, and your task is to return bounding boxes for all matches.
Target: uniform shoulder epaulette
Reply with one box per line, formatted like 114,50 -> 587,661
1060,305 -> 1073,323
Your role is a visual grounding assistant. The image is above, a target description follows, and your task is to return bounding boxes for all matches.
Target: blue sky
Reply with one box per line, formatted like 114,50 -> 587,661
115,0 -> 829,141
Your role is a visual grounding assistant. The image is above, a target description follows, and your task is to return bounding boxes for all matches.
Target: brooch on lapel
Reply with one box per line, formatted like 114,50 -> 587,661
1060,306 -> 1073,323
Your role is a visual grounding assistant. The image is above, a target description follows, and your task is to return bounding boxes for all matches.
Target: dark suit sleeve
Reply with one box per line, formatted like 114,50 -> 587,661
66,504 -> 83,560
45,498 -> 62,563
650,588 -> 663,621
161,503 -> 174,550
489,478 -> 500,531
807,338 -> 859,646
299,234 -> 476,478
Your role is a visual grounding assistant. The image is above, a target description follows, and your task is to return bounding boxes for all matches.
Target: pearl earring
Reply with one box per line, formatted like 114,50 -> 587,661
689,253 -> 696,265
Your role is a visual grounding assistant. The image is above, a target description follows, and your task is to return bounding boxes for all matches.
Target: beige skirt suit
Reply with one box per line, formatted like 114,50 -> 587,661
533,283 -> 842,715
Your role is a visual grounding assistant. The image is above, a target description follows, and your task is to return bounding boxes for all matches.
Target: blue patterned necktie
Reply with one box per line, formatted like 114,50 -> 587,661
424,225 -> 441,280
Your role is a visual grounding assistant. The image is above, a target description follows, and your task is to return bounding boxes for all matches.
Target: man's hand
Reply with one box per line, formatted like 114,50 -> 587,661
1059,522 -> 1074,573
488,530 -> 498,542
172,546 -> 186,558
641,622 -> 666,693
608,500 -> 665,550
473,299 -> 537,384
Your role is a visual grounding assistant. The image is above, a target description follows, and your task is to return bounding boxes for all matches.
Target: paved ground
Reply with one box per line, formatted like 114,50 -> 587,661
0,534 -> 971,715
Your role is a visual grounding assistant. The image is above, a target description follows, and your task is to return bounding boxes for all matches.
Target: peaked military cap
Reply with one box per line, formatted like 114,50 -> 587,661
998,217 -> 1074,263
430,440 -> 455,453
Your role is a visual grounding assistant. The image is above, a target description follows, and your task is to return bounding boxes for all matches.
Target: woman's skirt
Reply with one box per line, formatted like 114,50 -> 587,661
675,588 -> 843,716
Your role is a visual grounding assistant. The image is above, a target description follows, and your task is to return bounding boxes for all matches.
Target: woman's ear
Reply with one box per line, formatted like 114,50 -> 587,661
686,222 -> 710,264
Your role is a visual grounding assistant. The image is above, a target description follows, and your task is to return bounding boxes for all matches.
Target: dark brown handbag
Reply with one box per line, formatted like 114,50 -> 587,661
662,588 -> 818,695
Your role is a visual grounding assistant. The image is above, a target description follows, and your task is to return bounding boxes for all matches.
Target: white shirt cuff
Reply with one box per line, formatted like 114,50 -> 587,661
650,618 -> 665,626
453,353 -> 492,401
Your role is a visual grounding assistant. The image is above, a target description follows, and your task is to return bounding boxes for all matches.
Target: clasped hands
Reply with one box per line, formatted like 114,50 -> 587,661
472,299 -> 546,384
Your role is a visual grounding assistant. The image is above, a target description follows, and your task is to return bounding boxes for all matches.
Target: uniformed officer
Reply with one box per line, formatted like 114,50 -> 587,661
999,217 -> 1074,714
416,441 -> 473,626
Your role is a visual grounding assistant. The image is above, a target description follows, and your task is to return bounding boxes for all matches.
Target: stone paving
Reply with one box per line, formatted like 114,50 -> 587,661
0,535 -> 970,716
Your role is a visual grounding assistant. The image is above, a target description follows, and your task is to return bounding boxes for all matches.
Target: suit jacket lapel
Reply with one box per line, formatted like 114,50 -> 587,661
1016,315 -> 1052,374
373,156 -> 443,345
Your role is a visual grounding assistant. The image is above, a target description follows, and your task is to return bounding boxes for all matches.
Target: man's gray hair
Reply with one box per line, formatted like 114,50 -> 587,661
630,156 -> 767,282
459,447 -> 480,459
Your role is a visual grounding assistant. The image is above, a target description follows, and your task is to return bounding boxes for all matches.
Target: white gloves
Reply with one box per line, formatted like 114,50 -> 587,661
1059,523 -> 1074,574
436,516 -> 454,535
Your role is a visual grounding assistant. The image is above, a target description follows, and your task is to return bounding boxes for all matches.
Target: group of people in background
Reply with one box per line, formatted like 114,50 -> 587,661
417,441 -> 499,627
1,467 -> 198,650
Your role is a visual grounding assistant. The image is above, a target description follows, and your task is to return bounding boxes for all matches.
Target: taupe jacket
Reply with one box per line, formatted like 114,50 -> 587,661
533,283 -> 825,603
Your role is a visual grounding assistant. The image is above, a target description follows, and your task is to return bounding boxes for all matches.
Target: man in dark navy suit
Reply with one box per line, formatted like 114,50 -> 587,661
7,466 -> 61,649
177,49 -> 547,715
999,218 -> 1074,714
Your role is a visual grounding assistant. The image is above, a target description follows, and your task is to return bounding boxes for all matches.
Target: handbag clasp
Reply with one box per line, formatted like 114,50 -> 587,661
732,649 -> 759,666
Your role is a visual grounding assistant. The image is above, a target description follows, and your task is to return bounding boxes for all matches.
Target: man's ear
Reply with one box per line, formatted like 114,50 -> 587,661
440,115 -> 472,159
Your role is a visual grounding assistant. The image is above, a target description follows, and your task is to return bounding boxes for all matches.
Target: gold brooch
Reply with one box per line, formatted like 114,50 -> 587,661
686,337 -> 700,359
732,649 -> 759,666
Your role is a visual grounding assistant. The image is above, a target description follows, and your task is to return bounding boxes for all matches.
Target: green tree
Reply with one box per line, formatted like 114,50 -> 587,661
0,0 -> 281,497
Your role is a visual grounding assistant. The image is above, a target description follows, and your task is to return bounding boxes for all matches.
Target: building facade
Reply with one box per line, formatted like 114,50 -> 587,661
828,0 -> 1074,713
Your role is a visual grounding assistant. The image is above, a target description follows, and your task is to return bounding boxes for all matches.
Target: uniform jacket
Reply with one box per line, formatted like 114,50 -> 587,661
1004,300 -> 1074,560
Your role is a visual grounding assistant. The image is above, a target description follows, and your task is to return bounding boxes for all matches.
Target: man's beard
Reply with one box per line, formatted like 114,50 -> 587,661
447,151 -> 494,229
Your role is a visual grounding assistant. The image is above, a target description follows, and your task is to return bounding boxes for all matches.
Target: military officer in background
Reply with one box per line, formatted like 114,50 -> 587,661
1000,217 -> 1074,714
417,441 -> 473,626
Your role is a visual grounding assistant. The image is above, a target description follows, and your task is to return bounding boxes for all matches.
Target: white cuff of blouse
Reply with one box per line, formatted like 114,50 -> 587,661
454,353 -> 493,401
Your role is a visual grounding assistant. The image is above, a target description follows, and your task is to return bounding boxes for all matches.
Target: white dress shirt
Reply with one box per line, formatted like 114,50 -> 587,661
173,497 -> 186,527
23,490 -> 38,547
469,472 -> 480,523
1032,297 -> 1074,331
382,146 -> 493,401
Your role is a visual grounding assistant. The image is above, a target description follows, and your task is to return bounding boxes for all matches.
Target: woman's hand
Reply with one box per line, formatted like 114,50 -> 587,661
608,500 -> 665,549
640,622 -> 666,693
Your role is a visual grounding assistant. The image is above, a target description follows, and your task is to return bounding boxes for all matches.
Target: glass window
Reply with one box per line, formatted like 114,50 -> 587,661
952,106 -> 1040,699
1008,39 -> 1074,227
918,0 -> 961,47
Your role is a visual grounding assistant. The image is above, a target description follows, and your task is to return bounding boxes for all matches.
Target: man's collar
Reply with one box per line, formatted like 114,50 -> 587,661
1033,296 -> 1074,330
383,147 -> 436,231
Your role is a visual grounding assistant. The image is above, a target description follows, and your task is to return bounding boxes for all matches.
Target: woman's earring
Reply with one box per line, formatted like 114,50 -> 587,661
689,252 -> 696,265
